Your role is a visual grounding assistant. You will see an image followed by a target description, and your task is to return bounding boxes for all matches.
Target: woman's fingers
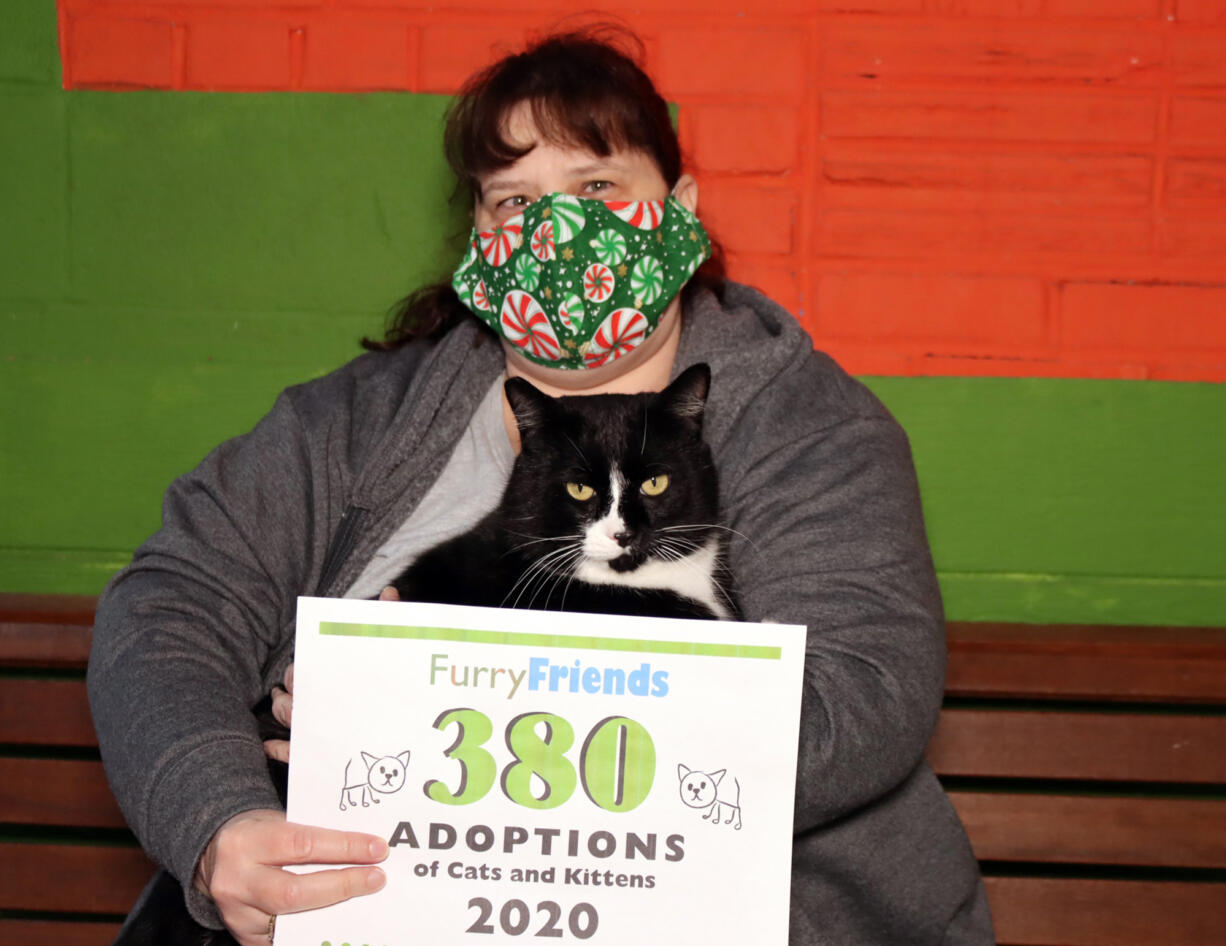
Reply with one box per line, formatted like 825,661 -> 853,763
249,862 -> 386,916
271,685 -> 292,728
260,820 -> 388,866
201,810 -> 388,944
379,585 -> 401,601
263,738 -> 290,763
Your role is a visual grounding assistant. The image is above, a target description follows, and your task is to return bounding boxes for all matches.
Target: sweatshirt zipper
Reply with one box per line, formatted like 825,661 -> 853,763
315,504 -> 368,596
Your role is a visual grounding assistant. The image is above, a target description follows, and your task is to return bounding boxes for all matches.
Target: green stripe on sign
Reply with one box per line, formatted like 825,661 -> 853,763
318,622 -> 782,659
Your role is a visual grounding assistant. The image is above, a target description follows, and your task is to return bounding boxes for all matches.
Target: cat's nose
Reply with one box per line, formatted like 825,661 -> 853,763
613,531 -> 632,547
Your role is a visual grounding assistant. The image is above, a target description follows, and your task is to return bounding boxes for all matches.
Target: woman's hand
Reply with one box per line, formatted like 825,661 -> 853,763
196,808 -> 387,945
263,585 -> 401,764
263,664 -> 294,764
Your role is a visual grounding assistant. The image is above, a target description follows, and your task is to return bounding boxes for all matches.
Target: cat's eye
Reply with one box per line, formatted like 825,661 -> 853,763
641,474 -> 670,496
566,482 -> 595,501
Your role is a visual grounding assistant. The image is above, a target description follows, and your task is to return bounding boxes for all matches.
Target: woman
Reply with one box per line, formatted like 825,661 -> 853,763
90,27 -> 993,946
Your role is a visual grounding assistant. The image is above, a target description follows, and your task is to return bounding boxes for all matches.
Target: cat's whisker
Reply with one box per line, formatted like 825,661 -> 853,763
659,523 -> 761,554
542,549 -> 586,611
563,433 -> 589,467
652,540 -> 740,617
502,532 -> 583,556
655,534 -> 703,555
505,547 -> 579,608
502,544 -> 572,607
524,547 -> 585,611
504,543 -> 584,609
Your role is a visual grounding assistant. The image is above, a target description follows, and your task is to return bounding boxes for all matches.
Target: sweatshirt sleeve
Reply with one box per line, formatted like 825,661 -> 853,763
88,390 -> 318,927
718,367 -> 945,834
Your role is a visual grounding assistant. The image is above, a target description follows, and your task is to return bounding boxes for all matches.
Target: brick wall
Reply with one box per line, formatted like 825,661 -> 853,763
56,0 -> 1226,381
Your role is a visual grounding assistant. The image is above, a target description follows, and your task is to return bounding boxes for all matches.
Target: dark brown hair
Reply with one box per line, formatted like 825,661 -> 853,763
362,25 -> 725,352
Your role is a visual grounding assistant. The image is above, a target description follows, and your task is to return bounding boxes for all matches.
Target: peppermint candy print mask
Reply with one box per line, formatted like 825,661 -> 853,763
452,193 -> 712,370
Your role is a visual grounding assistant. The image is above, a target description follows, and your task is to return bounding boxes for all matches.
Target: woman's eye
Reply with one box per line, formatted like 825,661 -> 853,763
584,180 -> 614,195
566,482 -> 596,501
641,474 -> 670,496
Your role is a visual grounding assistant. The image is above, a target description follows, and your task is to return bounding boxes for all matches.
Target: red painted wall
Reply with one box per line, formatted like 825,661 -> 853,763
57,0 -> 1226,381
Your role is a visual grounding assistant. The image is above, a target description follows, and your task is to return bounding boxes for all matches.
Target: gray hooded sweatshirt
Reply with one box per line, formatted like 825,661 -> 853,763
89,283 -> 993,944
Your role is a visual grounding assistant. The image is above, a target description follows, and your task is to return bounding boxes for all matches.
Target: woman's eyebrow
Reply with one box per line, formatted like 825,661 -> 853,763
570,161 -> 623,176
482,178 -> 530,195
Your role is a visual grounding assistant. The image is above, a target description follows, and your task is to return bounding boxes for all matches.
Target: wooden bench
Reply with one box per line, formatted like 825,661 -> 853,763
2,594 -> 1223,945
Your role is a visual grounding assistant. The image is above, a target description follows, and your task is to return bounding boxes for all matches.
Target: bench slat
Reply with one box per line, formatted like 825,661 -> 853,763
946,622 -> 1226,704
0,679 -> 96,746
0,758 -> 127,828
0,919 -> 124,946
0,842 -> 155,913
949,790 -> 1226,868
986,876 -> 1226,946
0,622 -> 93,668
928,708 -> 1226,783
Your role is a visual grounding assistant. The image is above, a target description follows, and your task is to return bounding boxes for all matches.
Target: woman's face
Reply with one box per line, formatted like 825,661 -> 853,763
474,101 -> 699,396
472,103 -> 684,231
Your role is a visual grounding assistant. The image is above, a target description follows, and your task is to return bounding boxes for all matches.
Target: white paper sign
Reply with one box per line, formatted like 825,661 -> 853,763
278,597 -> 805,946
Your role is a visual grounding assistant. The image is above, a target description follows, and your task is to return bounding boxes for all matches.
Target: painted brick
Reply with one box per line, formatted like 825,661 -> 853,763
70,15 -> 173,89
821,90 -> 1159,144
685,105 -> 800,175
1161,217 -> 1226,261
1171,33 -> 1226,88
1168,95 -> 1226,146
822,24 -> 1162,86
85,0 -> 322,4
1176,0 -> 1226,22
928,0 -> 1042,15
1165,157 -> 1226,212
302,21 -> 411,91
814,342 -> 916,377
654,28 -> 806,99
817,0 -> 924,11
725,260 -> 804,317
816,273 -> 1046,344
68,92 -> 463,313
905,353 -> 1150,379
817,209 -> 1151,258
2,0 -> 60,86
1148,355 -> 1226,382
1061,283 -> 1226,349
419,24 -> 525,94
700,182 -> 797,257
1045,0 -> 1160,16
822,149 -> 1151,214
185,19 -> 291,91
0,91 -> 67,297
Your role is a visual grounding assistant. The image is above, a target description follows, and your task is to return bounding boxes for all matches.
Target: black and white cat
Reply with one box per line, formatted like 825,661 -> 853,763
390,363 -> 737,621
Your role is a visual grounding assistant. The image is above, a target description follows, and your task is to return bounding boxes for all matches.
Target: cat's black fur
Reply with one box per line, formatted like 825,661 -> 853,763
390,363 -> 738,620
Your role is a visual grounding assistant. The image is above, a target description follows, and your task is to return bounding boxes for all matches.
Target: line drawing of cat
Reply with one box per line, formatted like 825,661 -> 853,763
339,750 -> 409,811
388,364 -> 740,622
678,762 -> 742,830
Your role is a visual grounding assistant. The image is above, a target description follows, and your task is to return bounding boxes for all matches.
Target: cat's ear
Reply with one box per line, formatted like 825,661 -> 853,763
661,363 -> 711,421
677,763 -> 692,780
361,751 -> 378,767
709,768 -> 726,786
397,750 -> 410,768
504,376 -> 555,436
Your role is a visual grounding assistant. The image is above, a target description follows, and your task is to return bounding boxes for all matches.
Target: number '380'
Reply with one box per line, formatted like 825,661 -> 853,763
423,710 -> 655,813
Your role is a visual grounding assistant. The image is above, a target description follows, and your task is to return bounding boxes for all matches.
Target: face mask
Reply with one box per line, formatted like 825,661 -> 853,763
452,193 -> 712,370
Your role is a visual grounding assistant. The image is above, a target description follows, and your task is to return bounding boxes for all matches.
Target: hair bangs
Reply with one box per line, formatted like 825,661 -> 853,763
446,27 -> 680,197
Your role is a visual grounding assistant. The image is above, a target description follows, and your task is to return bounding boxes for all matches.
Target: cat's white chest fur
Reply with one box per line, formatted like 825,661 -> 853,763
576,537 -> 731,620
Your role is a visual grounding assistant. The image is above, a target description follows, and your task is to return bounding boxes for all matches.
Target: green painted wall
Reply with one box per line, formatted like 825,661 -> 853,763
2,2 -> 1223,625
